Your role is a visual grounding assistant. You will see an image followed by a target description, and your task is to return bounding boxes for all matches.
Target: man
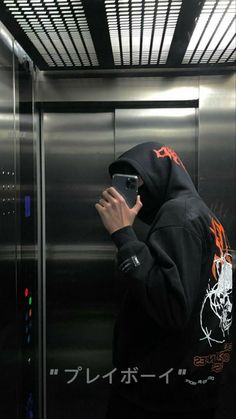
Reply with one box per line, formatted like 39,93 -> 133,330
95,142 -> 233,419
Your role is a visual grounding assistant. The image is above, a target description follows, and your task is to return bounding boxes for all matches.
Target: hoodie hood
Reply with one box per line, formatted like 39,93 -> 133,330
109,141 -> 199,224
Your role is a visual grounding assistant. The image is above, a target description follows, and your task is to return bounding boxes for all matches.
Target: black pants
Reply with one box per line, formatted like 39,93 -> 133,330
105,392 -> 216,419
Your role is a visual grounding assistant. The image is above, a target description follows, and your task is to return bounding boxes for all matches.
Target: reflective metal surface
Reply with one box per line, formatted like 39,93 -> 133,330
43,112 -> 115,419
43,107 -> 200,418
0,21 -> 16,419
115,108 -> 197,183
0,22 -> 39,419
41,88 -> 236,416
16,50 -> 39,419
115,107 -> 198,238
37,75 -> 199,102
198,74 -> 236,249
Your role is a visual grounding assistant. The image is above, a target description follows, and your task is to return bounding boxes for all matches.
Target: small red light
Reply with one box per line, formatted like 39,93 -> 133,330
29,309 -> 32,318
25,288 -> 29,298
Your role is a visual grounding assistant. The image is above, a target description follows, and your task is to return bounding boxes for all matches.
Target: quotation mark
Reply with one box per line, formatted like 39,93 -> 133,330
178,369 -> 187,375
50,369 -> 59,376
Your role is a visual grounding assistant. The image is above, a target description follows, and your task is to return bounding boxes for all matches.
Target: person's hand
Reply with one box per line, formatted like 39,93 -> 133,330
95,187 -> 142,234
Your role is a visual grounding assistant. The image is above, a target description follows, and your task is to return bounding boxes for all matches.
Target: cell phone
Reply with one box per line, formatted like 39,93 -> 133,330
112,173 -> 138,208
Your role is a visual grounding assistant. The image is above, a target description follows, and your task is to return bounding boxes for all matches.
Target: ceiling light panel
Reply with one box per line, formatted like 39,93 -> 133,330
3,0 -> 99,67
183,0 -> 236,64
105,0 -> 182,66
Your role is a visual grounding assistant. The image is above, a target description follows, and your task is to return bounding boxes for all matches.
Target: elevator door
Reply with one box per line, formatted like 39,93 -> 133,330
43,112 -> 116,419
43,107 -> 197,419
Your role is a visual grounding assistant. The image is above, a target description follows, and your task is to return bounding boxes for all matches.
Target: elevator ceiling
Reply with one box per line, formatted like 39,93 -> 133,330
0,0 -> 235,71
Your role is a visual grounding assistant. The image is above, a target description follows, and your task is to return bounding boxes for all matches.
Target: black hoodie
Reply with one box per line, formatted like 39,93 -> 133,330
108,142 -> 233,413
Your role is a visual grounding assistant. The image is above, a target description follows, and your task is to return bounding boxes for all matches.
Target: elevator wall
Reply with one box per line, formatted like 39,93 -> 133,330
37,71 -> 236,419
0,23 -> 39,419
0,22 -> 16,419
42,106 -> 199,418
32,73 -> 236,419
38,73 -> 236,249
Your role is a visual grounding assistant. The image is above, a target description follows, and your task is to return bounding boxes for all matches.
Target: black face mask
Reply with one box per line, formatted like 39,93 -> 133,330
110,162 -> 138,176
137,184 -> 157,224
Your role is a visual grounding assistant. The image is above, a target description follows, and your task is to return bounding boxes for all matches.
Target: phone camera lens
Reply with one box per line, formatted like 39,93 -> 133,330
126,178 -> 135,189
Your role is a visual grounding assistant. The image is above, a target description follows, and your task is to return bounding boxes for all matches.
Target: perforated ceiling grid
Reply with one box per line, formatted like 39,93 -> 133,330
1,0 -> 236,69
105,0 -> 182,66
3,0 -> 99,67
183,0 -> 236,64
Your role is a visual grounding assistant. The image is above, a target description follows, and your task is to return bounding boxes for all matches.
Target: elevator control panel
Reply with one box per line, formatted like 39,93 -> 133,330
22,240 -> 35,419
1,167 -> 15,217
24,285 -> 34,419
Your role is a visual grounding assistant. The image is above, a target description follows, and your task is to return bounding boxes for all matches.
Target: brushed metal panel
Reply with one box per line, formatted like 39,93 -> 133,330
43,112 -> 115,419
115,108 -> 197,184
198,74 -> 236,249
37,75 -> 199,102
114,107 -> 197,240
198,75 -> 236,418
0,23 -> 17,419
0,22 -> 39,418
16,54 -> 39,419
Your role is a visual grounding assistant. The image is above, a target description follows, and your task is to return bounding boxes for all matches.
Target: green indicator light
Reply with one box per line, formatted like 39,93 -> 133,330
29,296 -> 32,305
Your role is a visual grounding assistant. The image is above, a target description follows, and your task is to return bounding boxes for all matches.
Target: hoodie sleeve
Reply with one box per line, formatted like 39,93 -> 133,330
111,225 -> 203,330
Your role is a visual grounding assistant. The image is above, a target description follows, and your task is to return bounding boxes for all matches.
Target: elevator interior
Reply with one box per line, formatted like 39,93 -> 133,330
0,1 -> 236,418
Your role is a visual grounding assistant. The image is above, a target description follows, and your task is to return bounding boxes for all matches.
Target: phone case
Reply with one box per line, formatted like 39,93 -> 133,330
112,174 -> 138,208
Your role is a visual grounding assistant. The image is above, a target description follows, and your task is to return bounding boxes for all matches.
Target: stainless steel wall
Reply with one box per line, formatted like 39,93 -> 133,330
38,72 -> 236,248
199,74 -> 236,249
37,74 -> 199,102
16,48 -> 39,419
42,106 -> 198,418
43,112 -> 115,419
115,108 -> 197,183
0,22 -> 17,419
0,22 -> 39,419
115,107 -> 198,238
39,72 -> 236,419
